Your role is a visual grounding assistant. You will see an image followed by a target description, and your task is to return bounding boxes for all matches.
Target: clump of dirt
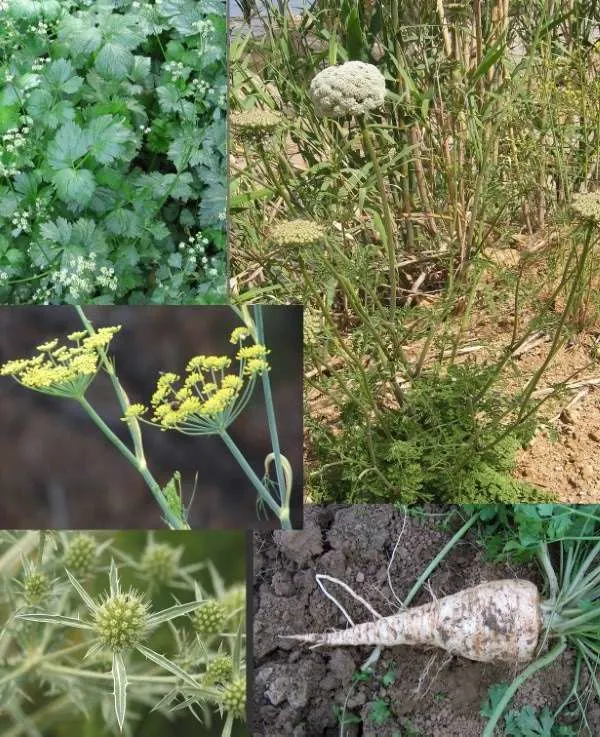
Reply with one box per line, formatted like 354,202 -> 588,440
253,505 -> 600,737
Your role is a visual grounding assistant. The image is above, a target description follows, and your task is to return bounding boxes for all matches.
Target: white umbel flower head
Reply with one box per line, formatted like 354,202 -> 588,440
309,61 -> 386,117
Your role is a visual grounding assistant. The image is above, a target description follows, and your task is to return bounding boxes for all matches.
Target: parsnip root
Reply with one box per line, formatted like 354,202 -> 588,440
283,579 -> 541,663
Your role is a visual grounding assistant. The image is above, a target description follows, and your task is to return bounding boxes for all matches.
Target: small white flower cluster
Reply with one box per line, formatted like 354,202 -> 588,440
177,232 -> 219,276
28,21 -> 49,35
139,124 -> 152,135
11,208 -> 32,234
2,127 -> 27,154
190,78 -> 213,97
309,61 -> 387,117
49,253 -> 118,300
32,57 -> 51,73
0,162 -> 20,178
0,270 -> 9,283
0,0 -> 8,11
193,19 -> 214,38
164,60 -> 190,81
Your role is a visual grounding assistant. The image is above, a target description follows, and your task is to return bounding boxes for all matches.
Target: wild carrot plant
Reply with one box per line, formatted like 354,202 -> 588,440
231,0 -> 600,503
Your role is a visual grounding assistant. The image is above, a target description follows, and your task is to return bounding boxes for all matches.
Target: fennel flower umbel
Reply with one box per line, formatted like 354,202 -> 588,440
0,326 -> 121,398
122,327 -> 269,435
309,61 -> 386,117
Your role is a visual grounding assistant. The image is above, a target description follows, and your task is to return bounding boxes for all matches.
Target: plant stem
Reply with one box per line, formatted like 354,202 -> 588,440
482,639 -> 567,737
77,397 -> 188,530
75,306 -> 146,462
403,511 -> 479,607
359,117 -> 398,316
219,429 -> 289,527
253,305 -> 291,520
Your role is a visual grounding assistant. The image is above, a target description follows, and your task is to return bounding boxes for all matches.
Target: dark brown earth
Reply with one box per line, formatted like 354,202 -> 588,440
0,306 -> 303,529
252,505 -> 600,736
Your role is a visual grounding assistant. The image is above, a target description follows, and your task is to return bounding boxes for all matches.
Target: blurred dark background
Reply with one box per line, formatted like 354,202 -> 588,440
0,306 -> 302,529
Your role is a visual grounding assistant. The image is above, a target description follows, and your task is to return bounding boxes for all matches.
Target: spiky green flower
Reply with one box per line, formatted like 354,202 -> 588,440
270,219 -> 325,248
64,533 -> 97,578
204,654 -> 233,685
23,571 -> 49,605
94,592 -> 150,651
140,542 -> 180,584
221,677 -> 246,717
192,599 -> 225,635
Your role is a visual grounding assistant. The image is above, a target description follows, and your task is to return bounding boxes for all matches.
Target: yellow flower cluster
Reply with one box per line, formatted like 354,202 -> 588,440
0,326 -> 121,397
123,329 -> 270,434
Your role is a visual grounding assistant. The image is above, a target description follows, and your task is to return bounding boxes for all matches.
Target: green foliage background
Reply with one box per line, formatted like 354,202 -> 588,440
0,0 -> 227,304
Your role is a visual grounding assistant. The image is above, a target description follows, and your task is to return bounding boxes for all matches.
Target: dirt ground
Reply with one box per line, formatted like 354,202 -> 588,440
252,505 -> 600,737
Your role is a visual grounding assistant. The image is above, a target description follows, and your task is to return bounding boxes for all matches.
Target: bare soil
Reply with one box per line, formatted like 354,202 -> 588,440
252,505 -> 600,736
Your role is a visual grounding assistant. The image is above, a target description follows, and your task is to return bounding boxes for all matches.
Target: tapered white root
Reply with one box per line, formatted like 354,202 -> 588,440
283,579 -> 541,663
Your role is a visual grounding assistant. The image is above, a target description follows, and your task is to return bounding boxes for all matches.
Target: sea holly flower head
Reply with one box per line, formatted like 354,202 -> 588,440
17,559 -> 208,731
309,60 -> 386,117
140,541 -> 182,585
0,325 -> 121,398
122,328 -> 270,435
63,533 -> 98,579
193,598 -> 226,635
220,676 -> 247,718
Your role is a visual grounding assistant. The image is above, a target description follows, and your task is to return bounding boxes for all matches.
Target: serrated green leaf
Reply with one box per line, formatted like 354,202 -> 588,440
52,168 -> 96,206
13,172 -> 40,199
43,59 -> 83,94
105,208 -> 139,236
95,42 -> 133,80
40,217 -> 73,245
58,15 -> 103,56
8,0 -> 61,20
0,105 -> 20,135
27,90 -> 75,129
86,115 -> 131,164
47,123 -> 90,170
